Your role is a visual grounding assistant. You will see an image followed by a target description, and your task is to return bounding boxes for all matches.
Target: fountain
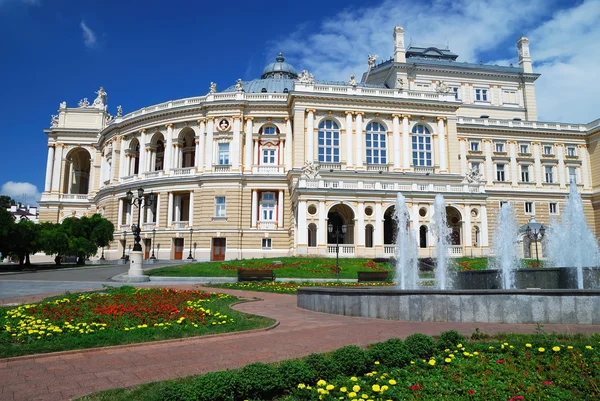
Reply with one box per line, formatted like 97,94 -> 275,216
547,183 -> 600,289
491,203 -> 520,289
431,194 -> 451,289
393,193 -> 418,290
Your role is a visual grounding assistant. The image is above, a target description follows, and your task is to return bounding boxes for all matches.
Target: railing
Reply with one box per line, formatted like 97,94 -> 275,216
252,165 -> 284,174
144,171 -> 162,179
60,194 -> 88,201
457,117 -> 587,133
366,164 -> 389,172
327,245 -> 356,254
413,166 -> 435,174
319,163 -> 343,171
172,167 -> 195,176
173,221 -> 188,229
384,245 -> 396,255
297,179 -> 484,194
447,245 -> 463,256
258,221 -> 276,230
213,165 -> 231,173
143,223 -> 155,230
121,175 -> 136,182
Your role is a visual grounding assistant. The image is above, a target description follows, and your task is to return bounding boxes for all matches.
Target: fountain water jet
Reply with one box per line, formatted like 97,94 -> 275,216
432,194 -> 451,289
547,183 -> 600,289
491,203 -> 520,289
393,193 -> 418,290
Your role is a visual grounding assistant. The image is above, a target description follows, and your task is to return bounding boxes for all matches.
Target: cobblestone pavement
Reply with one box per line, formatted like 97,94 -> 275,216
2,285 -> 600,401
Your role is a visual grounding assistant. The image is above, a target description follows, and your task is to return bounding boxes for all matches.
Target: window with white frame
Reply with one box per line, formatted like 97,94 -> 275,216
545,166 -> 554,183
567,146 -> 577,157
496,164 -> 506,181
503,90 -> 518,104
519,143 -> 530,154
260,192 -> 276,221
495,142 -> 505,153
452,87 -> 460,100
215,196 -> 226,217
365,122 -> 387,164
318,120 -> 340,163
262,238 -> 272,249
549,202 -> 558,214
218,143 -> 230,165
475,88 -> 488,102
262,126 -> 277,135
525,201 -> 534,214
568,166 -> 578,184
520,165 -> 530,182
262,148 -> 276,165
411,125 -> 432,166
470,141 -> 480,151
543,145 -> 554,156
416,83 -> 430,90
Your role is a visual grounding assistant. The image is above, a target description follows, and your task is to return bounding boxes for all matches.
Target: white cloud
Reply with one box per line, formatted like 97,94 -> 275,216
0,181 -> 41,206
271,0 -> 599,123
80,20 -> 97,49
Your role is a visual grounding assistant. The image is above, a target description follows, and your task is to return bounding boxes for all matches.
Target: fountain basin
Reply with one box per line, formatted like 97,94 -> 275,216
297,287 -> 600,324
456,267 -> 600,290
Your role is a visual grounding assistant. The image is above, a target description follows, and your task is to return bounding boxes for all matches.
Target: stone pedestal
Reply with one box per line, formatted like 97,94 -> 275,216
127,250 -> 149,282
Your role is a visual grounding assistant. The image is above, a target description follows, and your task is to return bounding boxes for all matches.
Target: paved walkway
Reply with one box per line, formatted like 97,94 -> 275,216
2,285 -> 600,401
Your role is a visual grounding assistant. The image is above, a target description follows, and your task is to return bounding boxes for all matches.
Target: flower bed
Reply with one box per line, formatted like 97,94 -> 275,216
0,286 -> 273,358
207,281 -> 395,294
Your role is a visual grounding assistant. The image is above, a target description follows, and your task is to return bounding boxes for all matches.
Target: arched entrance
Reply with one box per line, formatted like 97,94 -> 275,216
63,148 -> 91,194
179,129 -> 196,168
327,204 -> 354,244
308,223 -> 317,247
419,225 -> 428,248
446,206 -> 462,245
383,206 -> 397,245
365,224 -> 374,248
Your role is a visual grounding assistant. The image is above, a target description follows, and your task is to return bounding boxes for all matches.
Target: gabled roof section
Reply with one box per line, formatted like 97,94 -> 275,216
406,46 -> 458,61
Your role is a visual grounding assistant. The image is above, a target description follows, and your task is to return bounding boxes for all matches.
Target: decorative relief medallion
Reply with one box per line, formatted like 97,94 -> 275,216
217,118 -> 230,132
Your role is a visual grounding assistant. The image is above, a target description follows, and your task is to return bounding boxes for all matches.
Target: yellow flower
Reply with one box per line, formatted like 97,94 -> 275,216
538,347 -> 545,352
389,379 -> 397,385
340,387 -> 347,392
350,376 -> 358,381
298,384 -> 306,389
445,358 -> 452,363
348,392 -> 357,398
552,346 -> 560,352
361,395 -> 368,400
352,385 -> 361,392
457,343 -> 463,348
374,361 -> 380,365
372,384 -> 381,392
428,359 -> 436,366
567,346 -> 573,350
410,361 -> 415,365
326,384 -> 335,391
526,343 -> 532,348
317,379 -> 327,387
473,352 -> 479,356
381,385 -> 388,391
586,345 -> 593,350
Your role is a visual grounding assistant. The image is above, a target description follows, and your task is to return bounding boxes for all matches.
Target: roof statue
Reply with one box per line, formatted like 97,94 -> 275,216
349,74 -> 357,87
209,82 -> 217,93
367,54 -> 379,69
297,70 -> 315,84
92,86 -> 108,110
396,77 -> 405,91
235,79 -> 244,92
116,105 -> 123,117
435,80 -> 451,93
50,114 -> 59,127
59,101 -> 66,109
463,166 -> 483,184
78,98 -> 90,108
301,161 -> 320,180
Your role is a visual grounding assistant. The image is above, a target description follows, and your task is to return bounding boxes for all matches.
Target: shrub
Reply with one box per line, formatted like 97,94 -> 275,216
368,338 -> 411,368
159,371 -> 237,401
437,330 -> 467,350
330,345 -> 369,375
236,363 -> 281,400
405,333 -> 436,359
277,360 -> 317,390
304,353 -> 339,380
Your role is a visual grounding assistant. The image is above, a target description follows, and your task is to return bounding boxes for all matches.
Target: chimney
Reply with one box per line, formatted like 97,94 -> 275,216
393,26 -> 406,63
517,37 -> 533,73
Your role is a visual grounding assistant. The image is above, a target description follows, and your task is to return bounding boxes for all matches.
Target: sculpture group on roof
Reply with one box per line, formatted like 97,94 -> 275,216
297,70 -> 315,84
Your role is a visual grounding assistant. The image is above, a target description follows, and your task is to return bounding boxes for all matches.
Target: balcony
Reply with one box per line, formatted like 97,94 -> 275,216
297,179 -> 485,194
413,166 -> 434,174
214,164 -> 231,173
144,171 -> 162,179
143,223 -> 156,230
172,167 -> 195,176
319,162 -> 342,171
366,164 -> 389,172
384,245 -> 396,255
173,221 -> 188,229
258,221 -> 276,230
252,165 -> 284,174
447,245 -> 463,257
327,244 -> 355,255
121,175 -> 136,182
60,194 -> 89,202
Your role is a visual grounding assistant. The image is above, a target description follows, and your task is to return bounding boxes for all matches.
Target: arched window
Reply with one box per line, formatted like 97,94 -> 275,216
260,126 -> 278,135
365,224 -> 374,248
318,120 -> 340,163
412,125 -> 432,167
419,225 -> 428,248
308,223 -> 317,247
155,140 -> 165,171
366,122 -> 387,165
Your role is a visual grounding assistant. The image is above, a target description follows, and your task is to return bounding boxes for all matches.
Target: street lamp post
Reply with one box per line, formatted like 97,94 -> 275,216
525,224 -> 546,268
121,230 -> 127,260
187,228 -> 194,260
150,229 -> 156,260
125,187 -> 154,281
193,242 -> 197,260
328,222 -> 347,275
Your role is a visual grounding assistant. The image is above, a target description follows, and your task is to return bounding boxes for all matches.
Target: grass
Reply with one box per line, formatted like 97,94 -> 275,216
0,286 -> 274,358
205,281 -> 395,294
457,258 -> 547,271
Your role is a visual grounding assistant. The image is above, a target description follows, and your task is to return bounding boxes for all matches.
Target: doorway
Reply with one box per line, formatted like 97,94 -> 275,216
212,238 -> 226,261
173,238 -> 184,260
144,239 -> 151,260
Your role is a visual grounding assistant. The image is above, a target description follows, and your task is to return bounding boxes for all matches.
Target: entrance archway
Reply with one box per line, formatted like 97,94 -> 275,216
327,204 -> 355,244
446,206 -> 462,245
63,148 -> 91,194
383,206 -> 397,244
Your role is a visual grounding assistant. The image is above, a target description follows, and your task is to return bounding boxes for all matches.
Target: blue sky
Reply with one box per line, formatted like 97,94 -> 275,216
0,0 -> 598,205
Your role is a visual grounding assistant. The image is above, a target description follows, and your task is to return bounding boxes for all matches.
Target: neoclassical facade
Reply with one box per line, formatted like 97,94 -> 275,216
39,27 -> 600,261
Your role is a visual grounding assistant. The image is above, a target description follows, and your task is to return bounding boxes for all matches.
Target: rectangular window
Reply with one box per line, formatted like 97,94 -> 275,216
545,166 -> 554,183
496,164 -> 505,182
519,144 -> 529,154
520,165 -> 530,182
470,141 -> 480,151
261,238 -> 272,249
365,132 -> 387,164
503,90 -> 518,104
452,87 -> 460,100
260,193 -> 276,221
318,131 -> 340,163
549,202 -> 558,214
218,143 -> 230,165
567,147 -> 576,157
475,89 -> 488,101
525,202 -> 534,214
412,135 -> 432,166
262,149 -> 276,164
569,167 -> 577,184
543,145 -> 553,156
495,142 -> 505,153
215,196 -> 226,217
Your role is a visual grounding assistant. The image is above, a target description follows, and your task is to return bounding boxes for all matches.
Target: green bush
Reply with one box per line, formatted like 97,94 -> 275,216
405,333 -> 436,359
277,360 -> 317,390
437,330 -> 467,350
159,371 -> 237,401
303,353 -> 339,380
368,338 -> 411,368
235,363 -> 281,400
330,345 -> 369,376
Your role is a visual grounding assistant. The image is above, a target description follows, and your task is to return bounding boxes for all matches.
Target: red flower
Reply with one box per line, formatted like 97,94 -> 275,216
544,381 -> 552,386
468,389 -> 475,394
410,385 -> 422,391
496,359 -> 504,364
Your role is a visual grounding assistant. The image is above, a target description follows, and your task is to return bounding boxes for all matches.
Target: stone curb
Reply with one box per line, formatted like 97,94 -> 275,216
0,297 -> 278,363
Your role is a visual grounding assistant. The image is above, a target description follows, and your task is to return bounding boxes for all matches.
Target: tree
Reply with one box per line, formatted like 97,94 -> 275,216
6,220 -> 42,266
0,195 -> 16,210
61,214 -> 115,265
39,222 -> 70,265
0,208 -> 15,258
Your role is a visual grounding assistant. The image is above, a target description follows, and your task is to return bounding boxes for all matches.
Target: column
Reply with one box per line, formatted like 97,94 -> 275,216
126,203 -> 132,226
167,192 -> 173,227
580,145 -> 590,188
480,204 -> 489,247
355,112 -> 363,168
51,145 -> 63,192
205,119 -> 214,170
392,114 -> 400,169
277,190 -> 284,228
138,130 -> 146,178
458,138 -> 467,175
464,205 -> 472,247
298,200 -> 307,245
232,117 -> 241,170
484,139 -> 493,185
188,191 -> 194,227
44,145 -> 55,192
318,201 -> 326,245
253,139 -> 259,165
374,202 -> 383,246
165,124 -> 173,172
196,119 -> 205,172
509,141 -> 518,186
533,142 -> 542,187
129,155 -> 135,176
119,136 -> 126,178
437,117 -> 447,171
557,144 -> 566,188
357,201 -> 365,247
402,115 -> 410,169
285,117 -> 293,171
66,162 -> 74,193
251,190 -> 258,228
345,111 -> 354,167
118,199 -> 123,228
155,193 -> 161,227
306,109 -> 315,163
244,117 -> 253,171
174,195 -> 181,222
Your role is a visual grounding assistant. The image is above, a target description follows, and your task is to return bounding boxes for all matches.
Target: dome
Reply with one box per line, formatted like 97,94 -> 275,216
261,53 -> 298,79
